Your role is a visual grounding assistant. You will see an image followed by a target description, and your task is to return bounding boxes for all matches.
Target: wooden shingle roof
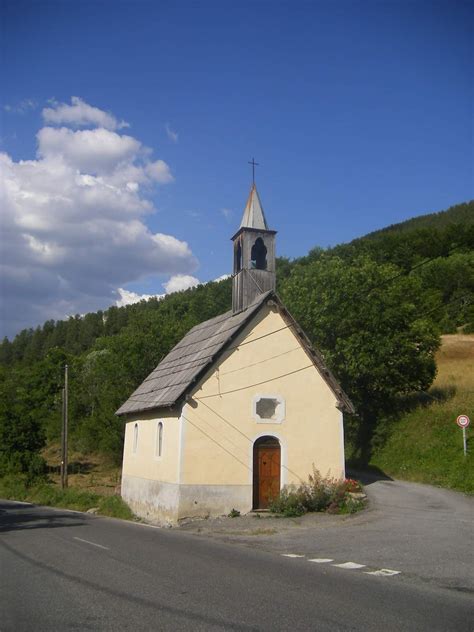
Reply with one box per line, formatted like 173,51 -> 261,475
116,292 -> 272,416
116,291 -> 354,416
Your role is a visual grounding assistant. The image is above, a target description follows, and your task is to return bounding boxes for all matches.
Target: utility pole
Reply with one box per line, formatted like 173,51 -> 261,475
61,364 -> 69,489
61,387 -> 65,488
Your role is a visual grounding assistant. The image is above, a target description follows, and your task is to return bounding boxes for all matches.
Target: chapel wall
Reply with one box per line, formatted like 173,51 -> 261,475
180,305 -> 345,495
121,409 -> 181,484
121,409 -> 182,524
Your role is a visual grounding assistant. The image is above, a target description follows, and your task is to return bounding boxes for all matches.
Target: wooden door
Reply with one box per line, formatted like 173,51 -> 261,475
253,439 -> 280,509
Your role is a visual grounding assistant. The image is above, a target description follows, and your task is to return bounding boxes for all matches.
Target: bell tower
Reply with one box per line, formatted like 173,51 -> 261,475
232,183 -> 277,314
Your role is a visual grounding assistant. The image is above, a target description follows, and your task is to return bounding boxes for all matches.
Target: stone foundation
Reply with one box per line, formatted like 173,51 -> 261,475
178,484 -> 252,520
121,475 -> 180,525
121,475 -> 252,524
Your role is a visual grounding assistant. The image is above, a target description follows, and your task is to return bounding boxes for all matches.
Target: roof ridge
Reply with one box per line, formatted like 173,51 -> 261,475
116,290 -> 355,416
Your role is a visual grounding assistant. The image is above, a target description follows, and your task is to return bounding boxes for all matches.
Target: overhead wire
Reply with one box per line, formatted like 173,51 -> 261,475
142,324 -> 293,377
360,242 -> 466,298
147,243 -> 470,378
122,246 -> 472,406
124,327 -> 300,400
197,398 -> 303,480
126,345 -> 303,401
119,248 -> 472,476
122,287 -> 473,408
124,362 -> 315,405
181,414 -> 251,471
183,406 -> 250,464
194,365 -> 314,400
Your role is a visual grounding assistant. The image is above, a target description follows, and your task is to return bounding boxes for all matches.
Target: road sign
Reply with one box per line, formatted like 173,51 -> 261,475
456,415 -> 470,457
456,415 -> 470,429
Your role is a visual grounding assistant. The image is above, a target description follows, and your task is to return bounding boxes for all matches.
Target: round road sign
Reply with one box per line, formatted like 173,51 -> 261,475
456,415 -> 470,428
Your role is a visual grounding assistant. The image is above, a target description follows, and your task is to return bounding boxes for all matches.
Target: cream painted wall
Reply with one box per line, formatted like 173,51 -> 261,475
181,304 -> 345,488
122,409 -> 181,484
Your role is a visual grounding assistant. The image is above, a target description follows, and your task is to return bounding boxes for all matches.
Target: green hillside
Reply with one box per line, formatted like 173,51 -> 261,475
370,334 -> 473,493
0,198 -> 473,492
365,200 -> 474,238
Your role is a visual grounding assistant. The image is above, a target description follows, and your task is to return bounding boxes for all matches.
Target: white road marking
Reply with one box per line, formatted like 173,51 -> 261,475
8,500 -> 33,506
124,521 -> 163,529
73,537 -> 109,550
283,552 -> 401,577
332,562 -> 366,569
365,569 -> 401,577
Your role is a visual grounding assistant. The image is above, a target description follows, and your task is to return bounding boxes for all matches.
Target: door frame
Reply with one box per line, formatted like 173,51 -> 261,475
252,435 -> 281,510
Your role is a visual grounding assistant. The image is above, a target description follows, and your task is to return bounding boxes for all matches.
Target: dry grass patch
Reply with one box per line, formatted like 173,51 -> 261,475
371,333 -> 474,493
42,443 -> 122,496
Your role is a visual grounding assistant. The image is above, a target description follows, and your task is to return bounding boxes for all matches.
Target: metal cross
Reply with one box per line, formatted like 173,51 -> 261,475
248,158 -> 259,185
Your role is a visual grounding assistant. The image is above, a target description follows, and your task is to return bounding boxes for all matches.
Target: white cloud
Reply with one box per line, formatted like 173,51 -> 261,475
4,98 -> 38,114
220,207 -> 233,220
115,288 -> 164,307
0,98 -> 198,338
116,273 -> 200,307
115,272 -> 230,309
42,96 -> 128,130
145,159 -> 174,183
214,274 -> 231,282
165,123 -> 178,143
162,274 -> 200,294
37,126 -> 141,173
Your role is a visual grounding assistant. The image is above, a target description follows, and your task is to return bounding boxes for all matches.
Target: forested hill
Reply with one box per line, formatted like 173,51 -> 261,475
1,200 -> 473,471
364,200 -> 474,238
325,199 -> 474,271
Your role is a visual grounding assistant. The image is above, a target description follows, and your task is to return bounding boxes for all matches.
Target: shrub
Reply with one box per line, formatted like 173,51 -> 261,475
26,454 -> 47,484
98,495 -> 135,520
269,468 -> 365,516
0,474 -> 29,500
268,486 -> 307,517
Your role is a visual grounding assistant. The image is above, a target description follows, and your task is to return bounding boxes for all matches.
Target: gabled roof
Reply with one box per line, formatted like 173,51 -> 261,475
116,291 -> 355,416
116,292 -> 272,416
240,184 -> 268,230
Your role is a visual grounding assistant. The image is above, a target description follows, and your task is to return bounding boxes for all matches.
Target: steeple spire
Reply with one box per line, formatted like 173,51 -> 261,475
240,184 -> 268,230
231,183 -> 277,314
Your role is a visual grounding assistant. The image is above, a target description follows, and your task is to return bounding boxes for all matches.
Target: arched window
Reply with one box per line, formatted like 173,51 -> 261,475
133,423 -> 138,454
235,240 -> 242,273
250,238 -> 267,270
156,422 -> 163,457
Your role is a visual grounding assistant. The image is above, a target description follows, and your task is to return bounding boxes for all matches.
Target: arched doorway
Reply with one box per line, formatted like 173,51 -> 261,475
253,436 -> 281,510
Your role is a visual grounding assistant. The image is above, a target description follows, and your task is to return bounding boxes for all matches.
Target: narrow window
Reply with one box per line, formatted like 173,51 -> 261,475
251,238 -> 267,270
133,423 -> 138,453
157,421 -> 163,457
235,240 -> 242,273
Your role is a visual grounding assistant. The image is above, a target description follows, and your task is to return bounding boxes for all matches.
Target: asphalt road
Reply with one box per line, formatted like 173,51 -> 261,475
0,481 -> 473,631
186,474 -> 473,594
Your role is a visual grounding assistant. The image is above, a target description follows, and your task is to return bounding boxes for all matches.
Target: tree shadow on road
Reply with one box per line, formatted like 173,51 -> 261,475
0,503 -> 85,534
346,465 -> 393,486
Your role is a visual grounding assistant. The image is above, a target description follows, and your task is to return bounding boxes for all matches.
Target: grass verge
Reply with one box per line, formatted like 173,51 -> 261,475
370,334 -> 473,494
0,474 -> 136,520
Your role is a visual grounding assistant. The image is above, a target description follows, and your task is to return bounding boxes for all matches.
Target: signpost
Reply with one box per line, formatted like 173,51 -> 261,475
456,415 -> 470,457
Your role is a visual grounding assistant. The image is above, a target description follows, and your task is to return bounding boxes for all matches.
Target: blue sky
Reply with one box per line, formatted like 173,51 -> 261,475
1,0 -> 472,338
